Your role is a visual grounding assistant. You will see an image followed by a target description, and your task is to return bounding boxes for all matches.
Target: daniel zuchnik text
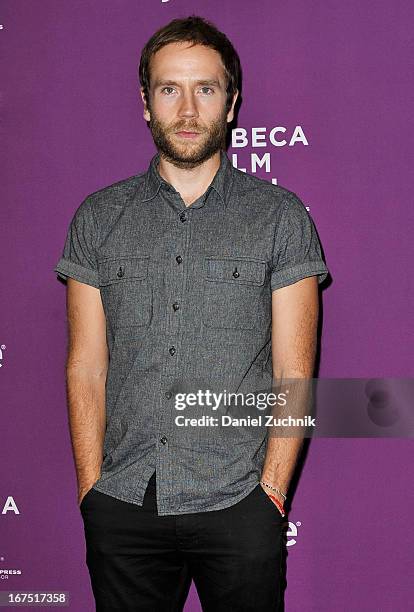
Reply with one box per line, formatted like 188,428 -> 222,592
175,415 -> 316,427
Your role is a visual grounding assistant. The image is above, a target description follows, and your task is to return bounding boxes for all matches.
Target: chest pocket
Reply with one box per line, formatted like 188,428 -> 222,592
202,256 -> 270,330
98,255 -> 152,331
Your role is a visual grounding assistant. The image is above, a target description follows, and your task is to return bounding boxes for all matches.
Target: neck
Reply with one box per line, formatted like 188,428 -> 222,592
157,151 -> 221,206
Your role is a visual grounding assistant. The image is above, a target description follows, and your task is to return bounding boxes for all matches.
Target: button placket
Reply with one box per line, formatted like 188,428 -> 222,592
163,206 -> 192,365
157,205 -> 190,477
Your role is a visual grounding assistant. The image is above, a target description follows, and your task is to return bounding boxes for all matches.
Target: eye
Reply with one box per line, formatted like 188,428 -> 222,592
199,86 -> 214,95
161,86 -> 176,95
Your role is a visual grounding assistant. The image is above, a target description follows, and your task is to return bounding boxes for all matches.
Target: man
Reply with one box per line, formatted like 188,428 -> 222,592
54,15 -> 329,612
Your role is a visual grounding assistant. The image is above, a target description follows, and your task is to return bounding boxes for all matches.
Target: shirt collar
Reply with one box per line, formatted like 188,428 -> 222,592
141,149 -> 233,207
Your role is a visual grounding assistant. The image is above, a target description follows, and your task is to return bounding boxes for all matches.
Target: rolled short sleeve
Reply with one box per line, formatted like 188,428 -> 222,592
271,193 -> 329,291
53,197 -> 100,288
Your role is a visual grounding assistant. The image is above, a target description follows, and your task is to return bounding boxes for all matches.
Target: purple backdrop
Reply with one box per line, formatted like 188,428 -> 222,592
1,1 -> 413,610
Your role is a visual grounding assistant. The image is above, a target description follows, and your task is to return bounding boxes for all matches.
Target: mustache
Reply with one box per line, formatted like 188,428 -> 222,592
170,122 -> 205,133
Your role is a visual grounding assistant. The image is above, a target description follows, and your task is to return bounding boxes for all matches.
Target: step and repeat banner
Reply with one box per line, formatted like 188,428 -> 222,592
1,1 -> 413,610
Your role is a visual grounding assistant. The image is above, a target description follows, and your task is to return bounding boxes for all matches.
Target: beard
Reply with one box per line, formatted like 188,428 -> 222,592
148,106 -> 228,169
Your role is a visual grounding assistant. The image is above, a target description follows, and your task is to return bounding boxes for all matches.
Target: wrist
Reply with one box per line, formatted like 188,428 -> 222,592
78,475 -> 100,493
259,478 -> 287,501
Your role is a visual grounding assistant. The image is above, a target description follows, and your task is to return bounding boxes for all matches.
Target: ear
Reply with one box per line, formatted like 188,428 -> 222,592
226,90 -> 239,123
140,87 -> 151,122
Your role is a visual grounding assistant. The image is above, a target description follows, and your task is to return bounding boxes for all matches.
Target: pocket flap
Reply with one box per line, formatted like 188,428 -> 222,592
205,257 -> 266,286
99,256 -> 149,286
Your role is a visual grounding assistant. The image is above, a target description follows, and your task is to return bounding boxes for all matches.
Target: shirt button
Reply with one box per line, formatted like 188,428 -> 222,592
165,391 -> 172,399
169,346 -> 176,356
172,302 -> 180,311
160,436 -> 168,444
176,255 -> 183,264
179,211 -> 187,223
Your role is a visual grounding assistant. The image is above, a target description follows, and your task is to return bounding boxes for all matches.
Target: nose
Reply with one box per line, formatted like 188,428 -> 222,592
178,89 -> 199,119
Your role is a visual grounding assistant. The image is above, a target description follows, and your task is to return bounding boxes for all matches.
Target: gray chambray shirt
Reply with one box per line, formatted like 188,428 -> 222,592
54,149 -> 329,515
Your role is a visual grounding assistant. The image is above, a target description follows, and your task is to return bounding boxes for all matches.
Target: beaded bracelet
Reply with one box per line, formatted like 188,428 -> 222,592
260,480 -> 287,501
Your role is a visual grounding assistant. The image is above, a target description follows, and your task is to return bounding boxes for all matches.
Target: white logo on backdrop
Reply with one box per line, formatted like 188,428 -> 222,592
0,555 -> 23,579
231,125 -> 310,209
1,497 -> 20,515
286,520 -> 302,547
0,344 -> 5,367
232,126 -> 308,150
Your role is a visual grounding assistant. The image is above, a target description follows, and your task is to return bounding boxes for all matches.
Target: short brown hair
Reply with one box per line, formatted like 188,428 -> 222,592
139,15 -> 241,113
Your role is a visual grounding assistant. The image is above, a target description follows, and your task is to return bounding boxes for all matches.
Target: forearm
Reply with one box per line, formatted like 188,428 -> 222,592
261,436 -> 303,494
264,276 -> 319,508
261,370 -> 313,500
66,366 -> 106,491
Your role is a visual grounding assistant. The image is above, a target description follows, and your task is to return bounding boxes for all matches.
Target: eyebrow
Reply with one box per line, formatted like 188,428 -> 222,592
153,79 -> 222,89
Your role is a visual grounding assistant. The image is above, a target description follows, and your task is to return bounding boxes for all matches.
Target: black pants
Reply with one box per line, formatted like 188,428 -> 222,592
80,472 -> 287,611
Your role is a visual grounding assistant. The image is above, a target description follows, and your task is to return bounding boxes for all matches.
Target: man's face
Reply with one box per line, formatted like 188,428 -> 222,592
140,42 -> 238,169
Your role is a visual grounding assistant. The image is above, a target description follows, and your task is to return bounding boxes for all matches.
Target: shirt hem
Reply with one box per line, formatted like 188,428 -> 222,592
91,483 -> 144,506
159,480 -> 261,516
91,479 -> 260,516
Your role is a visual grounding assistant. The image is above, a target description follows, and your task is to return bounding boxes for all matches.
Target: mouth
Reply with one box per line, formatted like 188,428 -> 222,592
175,131 -> 201,139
